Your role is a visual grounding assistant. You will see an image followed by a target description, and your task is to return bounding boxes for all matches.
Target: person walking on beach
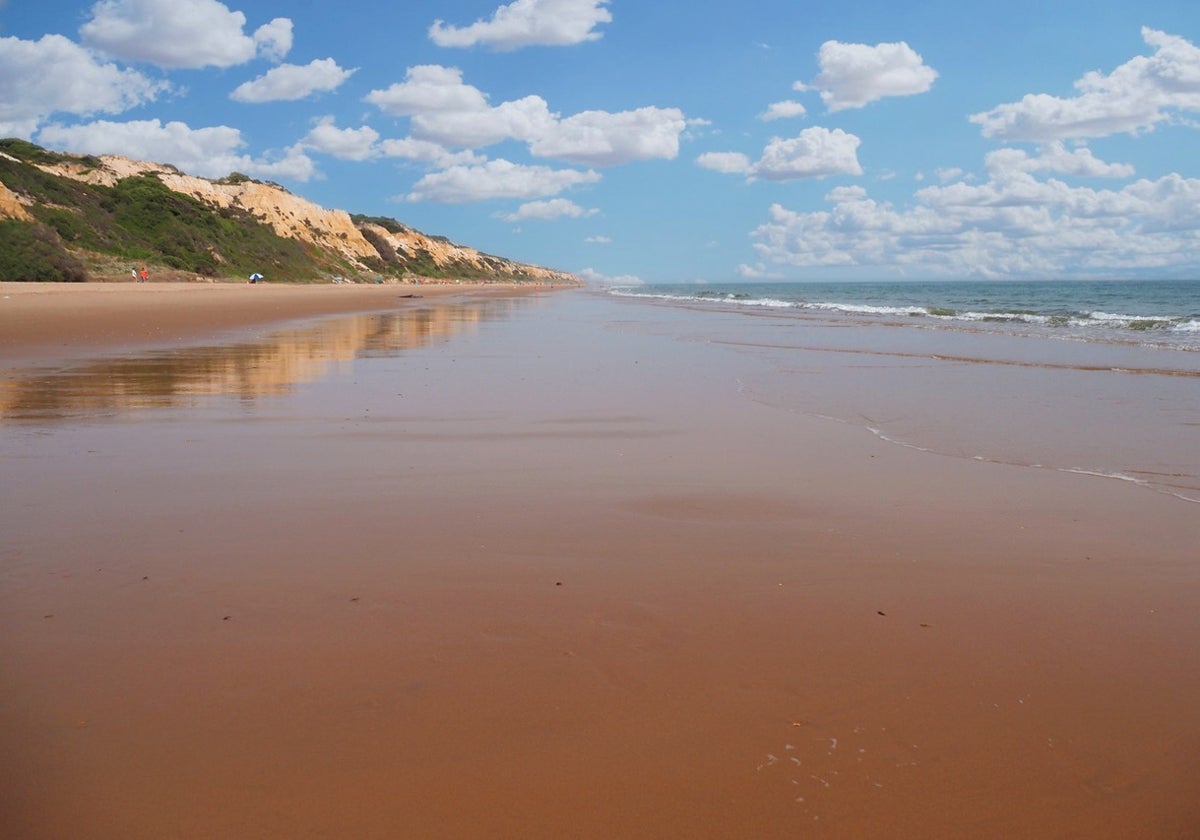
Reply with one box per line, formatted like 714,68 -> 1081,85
140,267 -> 149,283
131,268 -> 138,282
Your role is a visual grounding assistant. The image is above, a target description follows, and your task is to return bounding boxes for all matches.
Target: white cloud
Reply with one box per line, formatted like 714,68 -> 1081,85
36,118 -> 315,181
365,65 -> 688,166
80,0 -> 291,69
499,198 -> 597,221
585,235 -> 611,243
737,263 -> 785,280
406,158 -> 600,203
748,164 -> 1200,278
377,137 -> 485,168
365,65 -> 554,148
429,0 -> 612,50
530,106 -> 687,165
985,142 -> 1135,179
364,65 -> 490,115
297,117 -> 488,167
696,152 -> 752,174
754,128 -> 863,180
760,100 -> 807,121
0,34 -> 168,137
415,95 -> 556,149
701,128 -> 862,181
231,58 -> 355,103
936,167 -> 964,183
970,28 -> 1200,141
576,267 -> 641,285
801,39 -> 938,111
301,117 -> 379,161
252,17 -> 293,62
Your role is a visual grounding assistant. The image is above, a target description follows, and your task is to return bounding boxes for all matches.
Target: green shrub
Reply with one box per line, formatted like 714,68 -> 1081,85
0,220 -> 87,281
0,138 -> 68,166
360,225 -> 400,265
351,214 -> 410,235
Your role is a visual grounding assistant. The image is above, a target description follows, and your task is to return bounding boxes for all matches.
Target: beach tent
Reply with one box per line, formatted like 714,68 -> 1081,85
249,273 -> 264,284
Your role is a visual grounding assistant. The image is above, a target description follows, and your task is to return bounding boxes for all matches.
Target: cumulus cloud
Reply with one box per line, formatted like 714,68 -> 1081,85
695,151 -> 752,175
300,117 -> 379,161
760,100 -> 807,121
295,117 -> 491,168
985,143 -> 1135,179
698,127 -> 862,181
231,58 -> 355,103
800,39 -> 938,111
970,28 -> 1200,141
80,0 -> 291,69
36,118 -> 315,181
748,164 -> 1200,278
576,267 -> 641,286
364,65 -> 489,115
0,34 -> 168,137
429,0 -> 612,50
406,158 -> 600,203
416,95 -> 555,149
529,107 -> 687,165
365,65 -> 554,148
377,137 -> 485,168
252,17 -> 293,62
737,263 -> 785,280
365,65 -> 689,166
755,128 -> 863,180
499,198 -> 597,221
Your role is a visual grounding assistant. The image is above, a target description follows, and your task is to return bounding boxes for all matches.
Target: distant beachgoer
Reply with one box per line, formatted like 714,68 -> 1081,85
131,268 -> 138,282
140,268 -> 148,282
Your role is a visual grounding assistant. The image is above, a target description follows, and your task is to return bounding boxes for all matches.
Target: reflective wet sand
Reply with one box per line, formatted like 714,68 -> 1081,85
0,297 -> 531,421
1,287 -> 1197,838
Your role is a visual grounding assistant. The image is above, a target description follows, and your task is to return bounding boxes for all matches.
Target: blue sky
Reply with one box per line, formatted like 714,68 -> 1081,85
2,0 -> 1199,283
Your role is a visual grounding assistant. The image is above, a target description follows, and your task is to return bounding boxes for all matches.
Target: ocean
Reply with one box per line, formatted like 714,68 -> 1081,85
611,279 -> 1200,352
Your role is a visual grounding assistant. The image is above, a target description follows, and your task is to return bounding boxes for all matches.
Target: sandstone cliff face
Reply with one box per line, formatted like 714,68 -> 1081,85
29,154 -> 575,283
0,179 -> 30,221
40,155 -> 384,264
357,221 -> 571,283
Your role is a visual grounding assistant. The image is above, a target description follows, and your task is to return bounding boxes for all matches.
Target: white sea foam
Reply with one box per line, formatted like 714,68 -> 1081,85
609,282 -> 1200,351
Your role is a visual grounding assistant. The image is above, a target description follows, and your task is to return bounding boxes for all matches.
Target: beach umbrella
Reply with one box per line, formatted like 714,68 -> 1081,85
249,273 -> 263,280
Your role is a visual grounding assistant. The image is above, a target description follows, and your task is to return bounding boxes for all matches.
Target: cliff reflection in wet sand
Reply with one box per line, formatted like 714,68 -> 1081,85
0,298 -> 528,422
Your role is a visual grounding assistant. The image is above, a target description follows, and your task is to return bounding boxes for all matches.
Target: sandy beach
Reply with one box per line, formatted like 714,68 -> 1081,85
1,282 -> 1197,838
0,281 -> 551,362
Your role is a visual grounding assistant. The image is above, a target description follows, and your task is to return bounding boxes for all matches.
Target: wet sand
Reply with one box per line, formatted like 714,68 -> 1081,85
1,284 -> 1197,838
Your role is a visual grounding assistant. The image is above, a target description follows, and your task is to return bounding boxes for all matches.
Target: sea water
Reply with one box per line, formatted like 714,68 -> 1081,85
612,279 -> 1200,352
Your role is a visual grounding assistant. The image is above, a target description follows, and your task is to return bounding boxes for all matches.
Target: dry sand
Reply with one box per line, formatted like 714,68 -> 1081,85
1,282 -> 1197,838
0,280 -> 547,361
